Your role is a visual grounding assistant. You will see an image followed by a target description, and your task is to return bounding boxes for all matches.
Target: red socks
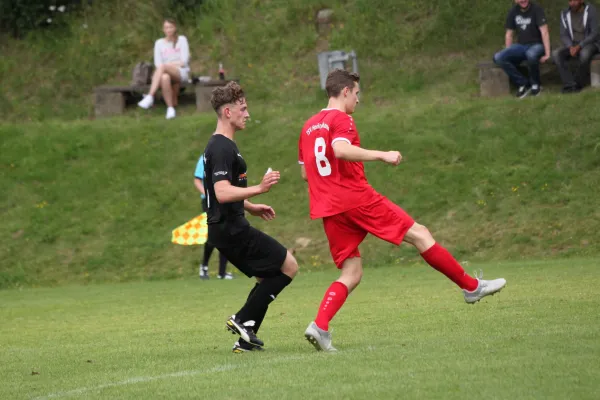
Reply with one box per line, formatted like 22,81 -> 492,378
314,281 -> 349,331
421,243 -> 478,291
313,244 -> 475,331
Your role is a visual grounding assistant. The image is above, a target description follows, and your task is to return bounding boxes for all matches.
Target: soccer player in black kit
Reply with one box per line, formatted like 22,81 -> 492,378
202,81 -> 299,353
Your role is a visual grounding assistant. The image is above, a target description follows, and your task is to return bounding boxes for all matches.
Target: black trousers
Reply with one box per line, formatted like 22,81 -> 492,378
552,44 -> 599,87
202,198 -> 228,276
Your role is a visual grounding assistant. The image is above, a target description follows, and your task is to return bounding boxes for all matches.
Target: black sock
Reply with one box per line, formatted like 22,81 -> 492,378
253,306 -> 268,332
244,283 -> 267,332
238,283 -> 262,347
247,282 -> 260,300
218,251 -> 228,276
202,243 -> 215,266
236,283 -> 260,326
236,273 -> 292,324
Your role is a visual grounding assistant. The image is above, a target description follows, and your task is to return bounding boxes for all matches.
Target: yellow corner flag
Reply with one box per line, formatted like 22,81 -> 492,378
171,213 -> 208,245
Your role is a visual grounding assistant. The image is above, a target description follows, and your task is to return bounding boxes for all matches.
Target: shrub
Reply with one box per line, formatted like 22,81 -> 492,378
0,0 -> 90,38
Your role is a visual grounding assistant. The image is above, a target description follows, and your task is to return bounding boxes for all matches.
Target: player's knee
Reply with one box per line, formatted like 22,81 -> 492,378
160,73 -> 171,84
281,251 -> 298,278
406,223 -> 435,250
412,223 -> 431,240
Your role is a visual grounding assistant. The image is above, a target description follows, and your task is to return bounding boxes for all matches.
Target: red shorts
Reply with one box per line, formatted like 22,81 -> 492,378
322,194 -> 415,268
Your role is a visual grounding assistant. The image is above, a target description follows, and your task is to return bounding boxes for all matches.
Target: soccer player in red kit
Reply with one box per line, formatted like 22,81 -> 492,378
298,69 -> 506,352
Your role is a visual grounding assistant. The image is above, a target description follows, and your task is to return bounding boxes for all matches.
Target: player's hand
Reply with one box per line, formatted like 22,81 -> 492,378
540,54 -> 551,63
247,204 -> 276,221
381,151 -> 402,166
259,171 -> 280,193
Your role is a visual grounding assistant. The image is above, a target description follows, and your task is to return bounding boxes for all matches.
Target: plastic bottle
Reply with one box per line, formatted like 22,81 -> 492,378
218,63 -> 225,80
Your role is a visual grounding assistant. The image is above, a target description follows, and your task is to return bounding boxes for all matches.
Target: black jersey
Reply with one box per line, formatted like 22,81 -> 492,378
203,134 -> 249,246
505,2 -> 547,45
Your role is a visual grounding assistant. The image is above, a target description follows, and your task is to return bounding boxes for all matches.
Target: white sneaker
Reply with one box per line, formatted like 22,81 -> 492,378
199,265 -> 209,280
218,272 -> 234,280
463,273 -> 506,304
304,321 -> 337,352
137,94 -> 154,109
165,107 -> 176,120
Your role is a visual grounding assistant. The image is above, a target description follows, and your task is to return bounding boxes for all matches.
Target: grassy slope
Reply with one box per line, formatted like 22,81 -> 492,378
2,92 -> 599,288
0,0 -> 567,121
1,260 -> 599,399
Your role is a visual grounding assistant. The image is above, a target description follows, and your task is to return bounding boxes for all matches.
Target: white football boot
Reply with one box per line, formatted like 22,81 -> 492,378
304,321 -> 337,352
463,271 -> 506,304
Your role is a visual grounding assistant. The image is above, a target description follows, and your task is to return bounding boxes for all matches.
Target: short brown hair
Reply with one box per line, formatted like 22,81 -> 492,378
211,82 -> 245,116
325,69 -> 360,98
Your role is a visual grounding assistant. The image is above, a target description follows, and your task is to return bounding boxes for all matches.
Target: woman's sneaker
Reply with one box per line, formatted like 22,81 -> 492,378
165,107 -> 176,119
218,272 -> 234,280
138,94 -> 154,109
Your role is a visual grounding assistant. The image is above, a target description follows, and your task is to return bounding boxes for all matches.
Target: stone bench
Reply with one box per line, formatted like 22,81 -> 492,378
478,55 -> 600,97
93,79 -> 238,118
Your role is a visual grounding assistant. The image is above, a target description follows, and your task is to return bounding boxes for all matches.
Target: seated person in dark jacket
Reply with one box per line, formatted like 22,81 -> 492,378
552,0 -> 600,93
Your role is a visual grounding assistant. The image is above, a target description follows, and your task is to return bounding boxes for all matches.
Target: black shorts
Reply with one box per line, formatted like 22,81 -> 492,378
216,226 -> 287,278
202,198 -> 208,213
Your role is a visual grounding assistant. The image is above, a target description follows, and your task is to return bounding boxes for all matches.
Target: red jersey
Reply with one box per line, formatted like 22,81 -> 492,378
298,109 -> 377,219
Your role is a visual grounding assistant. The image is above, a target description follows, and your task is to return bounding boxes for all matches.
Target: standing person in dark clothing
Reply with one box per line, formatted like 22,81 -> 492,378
552,0 -> 600,93
493,0 -> 551,98
202,81 -> 298,353
194,154 -> 232,280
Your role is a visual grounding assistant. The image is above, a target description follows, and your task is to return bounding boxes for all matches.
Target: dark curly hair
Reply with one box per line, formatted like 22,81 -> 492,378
211,81 -> 246,116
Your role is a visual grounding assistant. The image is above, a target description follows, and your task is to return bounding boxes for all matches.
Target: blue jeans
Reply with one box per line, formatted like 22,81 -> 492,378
493,43 -> 545,87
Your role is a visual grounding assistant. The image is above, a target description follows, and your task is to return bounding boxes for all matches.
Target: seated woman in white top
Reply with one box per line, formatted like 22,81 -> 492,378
138,18 -> 190,120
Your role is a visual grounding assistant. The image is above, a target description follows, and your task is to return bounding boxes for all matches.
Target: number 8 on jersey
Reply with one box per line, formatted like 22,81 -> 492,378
314,137 -> 331,177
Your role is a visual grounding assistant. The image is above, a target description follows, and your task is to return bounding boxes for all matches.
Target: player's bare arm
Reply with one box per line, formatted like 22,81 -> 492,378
244,200 -> 276,221
332,141 -> 402,165
300,165 -> 307,181
214,171 -> 280,203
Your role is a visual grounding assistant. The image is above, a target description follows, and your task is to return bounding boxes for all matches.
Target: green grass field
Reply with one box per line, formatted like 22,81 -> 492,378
2,1 -> 600,398
2,259 -> 599,399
